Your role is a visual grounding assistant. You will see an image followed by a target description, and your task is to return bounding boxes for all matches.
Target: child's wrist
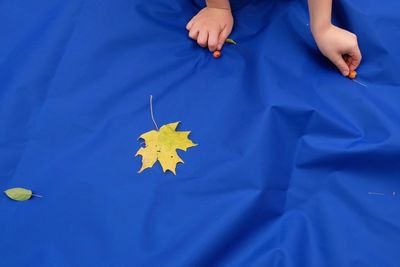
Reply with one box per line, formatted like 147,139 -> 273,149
311,22 -> 332,37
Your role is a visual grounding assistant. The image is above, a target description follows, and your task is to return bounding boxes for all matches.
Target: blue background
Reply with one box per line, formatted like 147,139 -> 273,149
1,0 -> 400,266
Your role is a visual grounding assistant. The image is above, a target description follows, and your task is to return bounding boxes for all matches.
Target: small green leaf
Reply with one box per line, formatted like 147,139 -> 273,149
225,38 -> 237,45
4,187 -> 32,201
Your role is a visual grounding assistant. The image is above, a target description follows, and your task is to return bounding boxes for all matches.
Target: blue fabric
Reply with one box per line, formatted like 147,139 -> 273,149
1,0 -> 400,266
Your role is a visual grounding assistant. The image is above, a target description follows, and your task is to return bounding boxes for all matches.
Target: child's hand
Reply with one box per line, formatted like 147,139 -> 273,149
186,7 -> 234,52
313,25 -> 362,76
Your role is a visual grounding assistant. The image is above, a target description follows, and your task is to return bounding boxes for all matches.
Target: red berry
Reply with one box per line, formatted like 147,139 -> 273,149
213,50 -> 221,59
348,70 -> 357,79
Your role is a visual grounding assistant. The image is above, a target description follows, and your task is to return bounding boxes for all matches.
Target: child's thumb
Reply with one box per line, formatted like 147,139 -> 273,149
217,27 -> 229,50
332,55 -> 350,76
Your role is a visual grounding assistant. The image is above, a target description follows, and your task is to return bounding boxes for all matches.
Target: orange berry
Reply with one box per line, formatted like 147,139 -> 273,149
348,70 -> 357,79
213,50 -> 221,59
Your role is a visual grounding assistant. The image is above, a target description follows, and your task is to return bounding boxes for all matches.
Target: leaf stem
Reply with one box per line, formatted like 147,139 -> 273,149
150,95 -> 159,130
32,194 -> 43,198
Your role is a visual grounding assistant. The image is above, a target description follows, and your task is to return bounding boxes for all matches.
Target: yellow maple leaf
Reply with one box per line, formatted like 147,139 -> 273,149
135,122 -> 197,175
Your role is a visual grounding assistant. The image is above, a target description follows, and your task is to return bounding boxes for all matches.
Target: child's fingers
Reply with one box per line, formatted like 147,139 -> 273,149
208,30 -> 219,52
332,54 -> 350,76
186,20 -> 193,31
217,26 -> 229,50
197,30 -> 209,47
188,27 -> 200,40
347,46 -> 362,71
186,16 -> 196,30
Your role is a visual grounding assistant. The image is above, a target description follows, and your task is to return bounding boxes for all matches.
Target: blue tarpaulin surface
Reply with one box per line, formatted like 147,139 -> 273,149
1,0 -> 400,266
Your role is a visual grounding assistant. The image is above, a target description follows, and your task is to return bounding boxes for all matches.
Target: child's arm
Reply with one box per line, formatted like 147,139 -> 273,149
186,0 -> 234,52
308,0 -> 362,76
